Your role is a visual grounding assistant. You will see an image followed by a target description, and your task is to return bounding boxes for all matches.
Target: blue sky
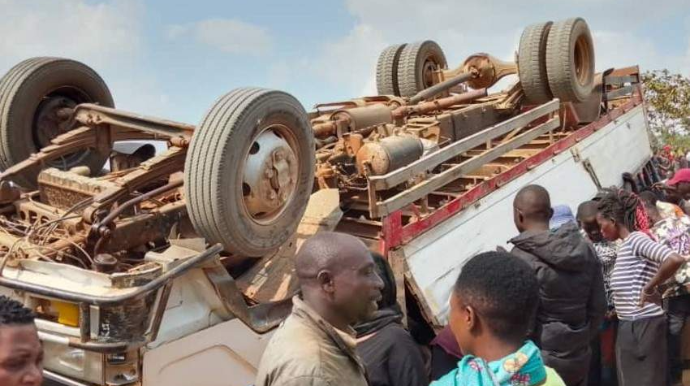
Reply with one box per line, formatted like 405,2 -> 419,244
1,0 -> 689,125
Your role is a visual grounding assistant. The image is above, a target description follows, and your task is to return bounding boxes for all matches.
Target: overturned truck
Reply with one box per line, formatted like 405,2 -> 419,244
0,18 -> 655,385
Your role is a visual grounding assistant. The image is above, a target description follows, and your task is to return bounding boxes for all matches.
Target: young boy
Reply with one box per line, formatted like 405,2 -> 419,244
432,251 -> 565,386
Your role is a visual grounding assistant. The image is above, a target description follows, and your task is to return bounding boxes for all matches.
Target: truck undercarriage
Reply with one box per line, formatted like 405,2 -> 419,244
0,17 -> 656,386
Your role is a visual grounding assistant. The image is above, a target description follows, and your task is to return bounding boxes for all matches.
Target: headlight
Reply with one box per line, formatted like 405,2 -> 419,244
41,340 -> 104,385
41,341 -> 140,385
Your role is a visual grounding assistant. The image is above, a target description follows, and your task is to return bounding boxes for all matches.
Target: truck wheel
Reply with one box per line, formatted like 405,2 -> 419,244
546,18 -> 595,103
376,44 -> 406,96
0,57 -> 113,189
518,21 -> 553,104
185,88 -> 315,257
397,40 -> 447,98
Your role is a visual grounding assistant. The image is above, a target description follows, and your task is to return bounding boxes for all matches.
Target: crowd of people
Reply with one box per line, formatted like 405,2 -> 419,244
257,169 -> 690,386
2,170 -> 690,386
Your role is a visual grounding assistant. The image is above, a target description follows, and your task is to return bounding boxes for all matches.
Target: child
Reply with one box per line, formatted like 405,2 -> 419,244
432,251 -> 565,386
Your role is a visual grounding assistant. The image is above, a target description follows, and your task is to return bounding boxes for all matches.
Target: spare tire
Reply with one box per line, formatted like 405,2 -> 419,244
0,57 -> 113,188
396,40 -> 447,98
185,88 -> 315,257
518,21 -> 553,104
546,18 -> 595,103
376,44 -> 406,96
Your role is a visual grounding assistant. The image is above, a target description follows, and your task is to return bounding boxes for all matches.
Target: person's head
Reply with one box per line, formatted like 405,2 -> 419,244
295,232 -> 384,327
513,185 -> 553,233
353,253 -> 401,336
638,190 -> 662,224
596,188 -> 649,241
0,296 -> 42,386
667,169 -> 690,201
369,252 -> 397,311
448,251 -> 539,356
577,200 -> 603,242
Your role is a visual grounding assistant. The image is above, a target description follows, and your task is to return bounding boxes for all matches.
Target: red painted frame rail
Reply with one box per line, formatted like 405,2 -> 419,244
380,91 -> 643,252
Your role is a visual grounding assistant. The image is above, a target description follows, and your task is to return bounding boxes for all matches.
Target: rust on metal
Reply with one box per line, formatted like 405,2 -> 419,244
392,88 -> 488,118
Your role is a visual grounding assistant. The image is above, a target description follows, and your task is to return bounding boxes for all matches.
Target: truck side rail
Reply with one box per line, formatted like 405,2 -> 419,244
367,99 -> 561,217
380,87 -> 644,251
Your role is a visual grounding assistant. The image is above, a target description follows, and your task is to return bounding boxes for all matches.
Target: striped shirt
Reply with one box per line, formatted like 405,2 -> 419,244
610,232 -> 674,320
592,240 -> 619,308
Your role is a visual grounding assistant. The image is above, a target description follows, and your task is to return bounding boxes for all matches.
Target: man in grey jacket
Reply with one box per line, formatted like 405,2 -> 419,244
509,185 -> 606,386
256,232 -> 384,386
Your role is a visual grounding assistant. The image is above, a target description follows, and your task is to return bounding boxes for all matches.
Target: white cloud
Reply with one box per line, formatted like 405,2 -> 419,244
286,0 -> 689,103
167,18 -> 273,56
0,0 -> 143,71
0,0 -> 172,119
308,24 -> 387,97
592,31 -> 683,74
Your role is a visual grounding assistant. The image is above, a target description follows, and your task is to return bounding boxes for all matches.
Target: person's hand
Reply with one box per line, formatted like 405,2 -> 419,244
605,310 -> 617,320
639,286 -> 662,307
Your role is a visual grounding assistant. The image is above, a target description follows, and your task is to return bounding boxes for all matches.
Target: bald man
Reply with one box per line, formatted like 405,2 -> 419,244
509,185 -> 605,386
256,232 -> 383,386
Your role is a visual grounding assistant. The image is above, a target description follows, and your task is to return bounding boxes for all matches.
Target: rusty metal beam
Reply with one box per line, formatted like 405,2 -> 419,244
391,88 -> 488,118
375,116 -> 560,216
71,104 -> 195,141
369,99 -> 560,191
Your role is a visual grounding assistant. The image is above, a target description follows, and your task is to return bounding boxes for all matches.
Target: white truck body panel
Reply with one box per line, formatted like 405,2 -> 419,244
143,319 -> 272,386
402,105 -> 652,323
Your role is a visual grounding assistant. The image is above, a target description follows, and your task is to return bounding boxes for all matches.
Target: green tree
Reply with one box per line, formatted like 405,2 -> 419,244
641,69 -> 690,150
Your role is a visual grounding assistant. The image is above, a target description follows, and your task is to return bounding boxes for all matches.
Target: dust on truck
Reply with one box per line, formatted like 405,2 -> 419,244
0,17 -> 655,385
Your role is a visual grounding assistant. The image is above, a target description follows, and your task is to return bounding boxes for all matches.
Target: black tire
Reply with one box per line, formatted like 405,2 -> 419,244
0,57 -> 113,188
376,44 -> 406,96
518,21 -> 553,104
396,40 -> 447,98
546,17 -> 595,103
184,88 -> 315,257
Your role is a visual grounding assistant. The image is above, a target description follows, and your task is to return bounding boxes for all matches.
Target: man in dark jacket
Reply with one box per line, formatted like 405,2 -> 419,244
355,253 -> 427,386
509,185 -> 606,386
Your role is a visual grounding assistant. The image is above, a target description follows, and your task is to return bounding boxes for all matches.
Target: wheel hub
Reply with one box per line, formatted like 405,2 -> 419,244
34,96 -> 76,148
242,128 -> 298,223
422,60 -> 437,87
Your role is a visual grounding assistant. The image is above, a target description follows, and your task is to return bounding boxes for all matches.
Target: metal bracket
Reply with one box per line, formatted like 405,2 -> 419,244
205,263 -> 293,334
582,159 -> 602,189
571,147 -> 582,162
